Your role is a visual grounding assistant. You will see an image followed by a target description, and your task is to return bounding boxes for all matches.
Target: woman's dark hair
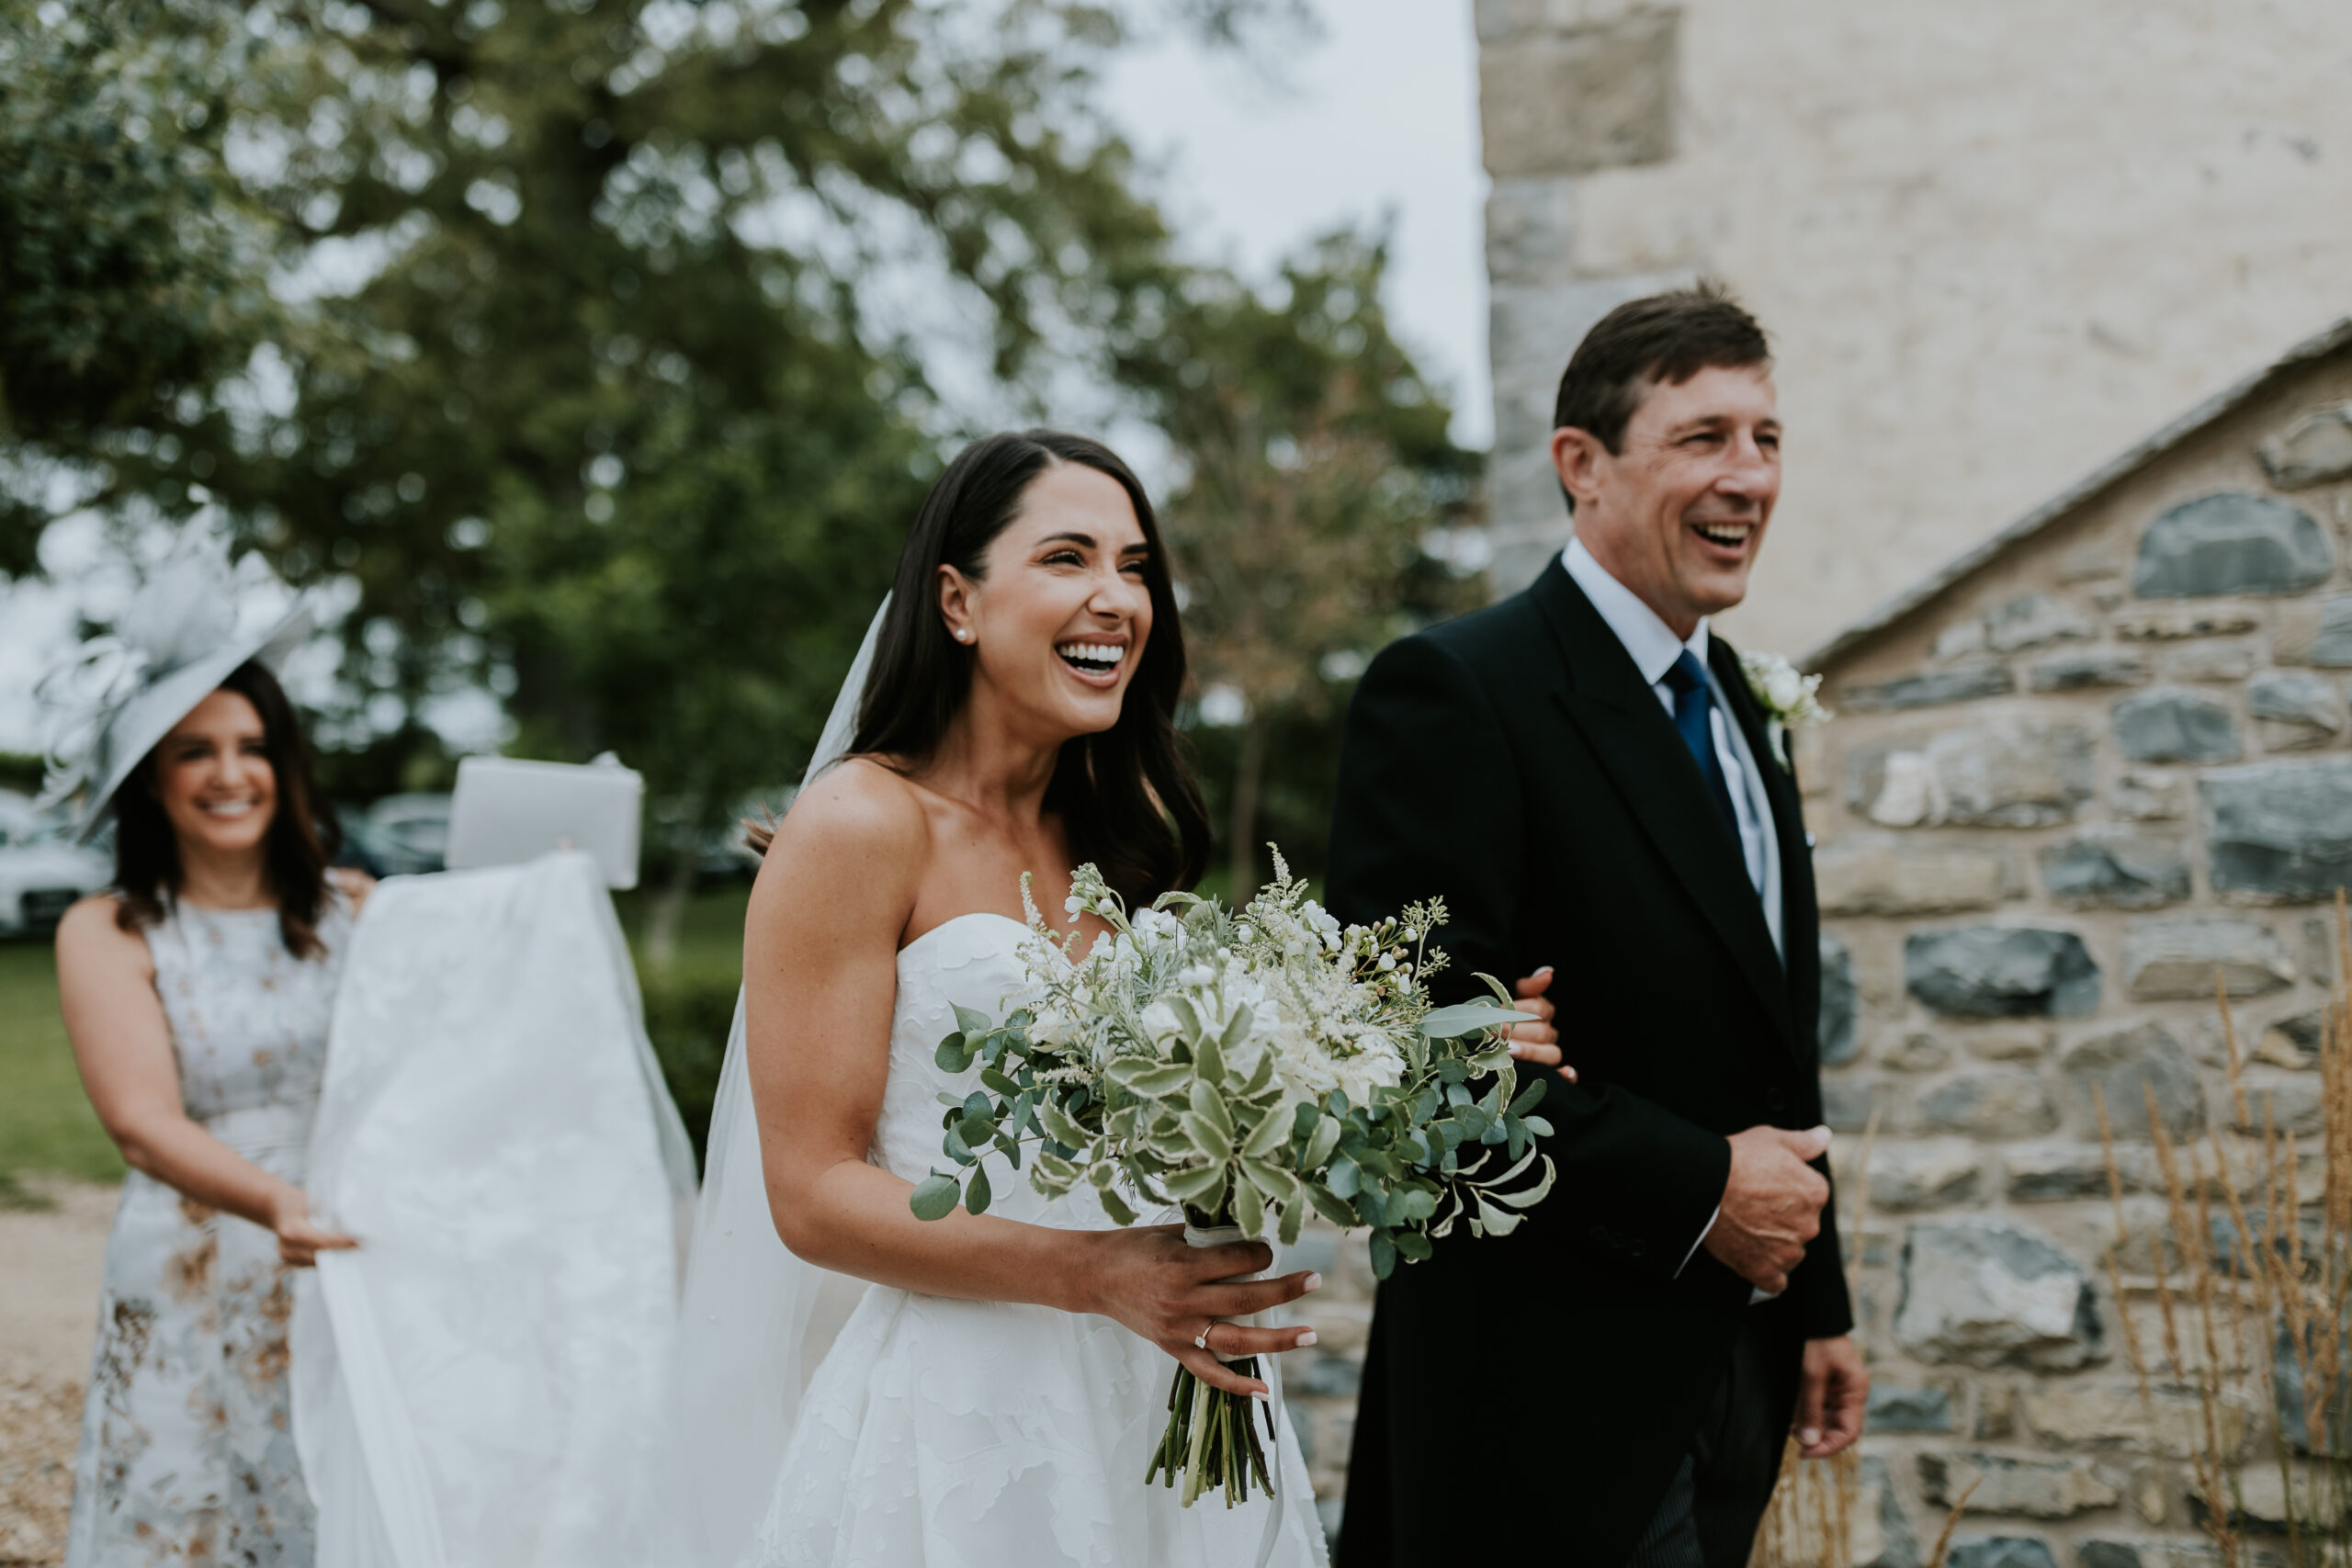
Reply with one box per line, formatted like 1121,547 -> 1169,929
112,660 -> 343,959
756,429 -> 1210,907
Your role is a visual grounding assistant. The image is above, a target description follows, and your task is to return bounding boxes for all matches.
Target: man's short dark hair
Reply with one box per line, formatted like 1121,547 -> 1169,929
1551,283 -> 1771,489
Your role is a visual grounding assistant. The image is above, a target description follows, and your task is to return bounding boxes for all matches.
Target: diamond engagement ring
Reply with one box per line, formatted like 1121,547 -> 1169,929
1193,1324 -> 1214,1350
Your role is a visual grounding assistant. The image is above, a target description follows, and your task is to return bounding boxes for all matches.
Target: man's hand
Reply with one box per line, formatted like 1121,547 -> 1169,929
1701,1124 -> 1830,1293
1792,1335 -> 1867,1458
1504,968 -> 1576,1082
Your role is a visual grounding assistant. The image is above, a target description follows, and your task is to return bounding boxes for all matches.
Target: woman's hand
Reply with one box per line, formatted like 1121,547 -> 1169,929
1505,967 -> 1574,1081
269,1185 -> 358,1269
1073,1225 -> 1321,1397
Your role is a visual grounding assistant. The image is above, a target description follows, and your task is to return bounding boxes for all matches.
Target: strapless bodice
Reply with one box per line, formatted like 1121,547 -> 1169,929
872,913 -> 1090,1227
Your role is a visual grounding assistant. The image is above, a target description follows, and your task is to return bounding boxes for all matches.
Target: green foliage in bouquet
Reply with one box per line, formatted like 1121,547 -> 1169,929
907,849 -> 1555,1507
910,852 -> 1555,1266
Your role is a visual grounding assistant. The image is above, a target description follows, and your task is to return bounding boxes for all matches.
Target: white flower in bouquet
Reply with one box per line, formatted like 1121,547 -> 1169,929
909,849 -> 1555,1508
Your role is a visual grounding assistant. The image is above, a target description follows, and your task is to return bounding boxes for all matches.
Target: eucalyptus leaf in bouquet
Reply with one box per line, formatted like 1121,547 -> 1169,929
908,848 -> 1556,1507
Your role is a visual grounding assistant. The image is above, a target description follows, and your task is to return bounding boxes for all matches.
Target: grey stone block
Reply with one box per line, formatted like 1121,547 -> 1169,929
2249,669 -> 2343,728
1857,1455 -> 1921,1568
1817,835 -> 2008,916
2005,1145 -> 2143,1203
1946,1540 -> 2059,1568
2123,917 -> 2294,999
2112,688 -> 2243,764
2202,757 -> 2352,899
1867,1384 -> 1954,1434
1849,722 -> 2096,829
1820,933 -> 1858,1066
1920,1453 -> 2120,1517
2028,649 -> 2148,692
2110,768 -> 2185,821
1905,928 -> 2101,1018
2038,830 -> 2190,909
1479,9 -> 1679,178
2258,401 -> 2352,491
1896,1217 -> 2102,1371
1839,664 -> 2016,712
2156,638 -> 2260,682
1885,1032 -> 1952,1071
1868,1140 -> 1983,1209
2060,1021 -> 2205,1139
1986,593 -> 2097,652
1291,1353 -> 1361,1399
1483,176 -> 1577,287
1822,1077 -> 1877,1133
2309,594 -> 2352,668
2132,492 -> 2331,598
2114,606 -> 2262,641
1917,1071 -> 2061,1138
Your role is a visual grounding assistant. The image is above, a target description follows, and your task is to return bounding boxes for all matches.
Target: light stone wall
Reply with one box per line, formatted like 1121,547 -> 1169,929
1793,340 -> 2352,1563
1284,341 -> 2352,1557
1476,0 -> 2352,660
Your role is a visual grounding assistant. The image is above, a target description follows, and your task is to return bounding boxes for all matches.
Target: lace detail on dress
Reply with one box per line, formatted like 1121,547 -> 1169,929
754,912 -> 1328,1568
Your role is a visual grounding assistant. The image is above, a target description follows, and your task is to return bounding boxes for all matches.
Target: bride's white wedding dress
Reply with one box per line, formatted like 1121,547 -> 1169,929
751,910 -> 1328,1568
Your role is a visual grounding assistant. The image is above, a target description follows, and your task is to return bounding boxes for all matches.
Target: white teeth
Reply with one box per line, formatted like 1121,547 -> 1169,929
1694,524 -> 1751,546
201,800 -> 257,818
1057,642 -> 1125,670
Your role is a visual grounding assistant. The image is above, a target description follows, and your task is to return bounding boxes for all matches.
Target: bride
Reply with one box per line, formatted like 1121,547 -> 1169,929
686,429 -> 1330,1567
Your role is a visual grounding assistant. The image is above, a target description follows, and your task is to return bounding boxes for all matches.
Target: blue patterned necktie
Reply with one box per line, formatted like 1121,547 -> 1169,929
1662,649 -> 1740,839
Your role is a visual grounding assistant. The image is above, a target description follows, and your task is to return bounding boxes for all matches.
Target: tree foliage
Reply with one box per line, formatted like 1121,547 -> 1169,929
1129,230 -> 1484,893
0,0 -> 273,571
0,0 -> 1484,925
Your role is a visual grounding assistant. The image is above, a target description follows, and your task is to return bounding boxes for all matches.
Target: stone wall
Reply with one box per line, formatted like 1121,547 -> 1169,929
1475,0 -> 2352,656
1799,340 -> 2352,1562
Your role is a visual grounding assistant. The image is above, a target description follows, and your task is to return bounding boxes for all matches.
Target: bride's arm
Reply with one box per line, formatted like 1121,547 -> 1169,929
746,768 -> 1318,1398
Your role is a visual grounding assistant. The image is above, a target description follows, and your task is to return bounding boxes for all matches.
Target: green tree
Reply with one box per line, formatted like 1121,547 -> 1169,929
1124,229 -> 1484,897
1,0 -> 1272,955
0,0 -> 273,573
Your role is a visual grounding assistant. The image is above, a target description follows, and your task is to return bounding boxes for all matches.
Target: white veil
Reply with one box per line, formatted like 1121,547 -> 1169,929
670,596 -> 890,1568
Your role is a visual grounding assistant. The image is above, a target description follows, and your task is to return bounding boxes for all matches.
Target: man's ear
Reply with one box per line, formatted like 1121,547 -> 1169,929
1549,426 -> 1605,515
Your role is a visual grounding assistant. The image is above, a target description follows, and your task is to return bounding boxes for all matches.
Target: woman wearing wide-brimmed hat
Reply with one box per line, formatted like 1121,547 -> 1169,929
45,536 -> 370,1568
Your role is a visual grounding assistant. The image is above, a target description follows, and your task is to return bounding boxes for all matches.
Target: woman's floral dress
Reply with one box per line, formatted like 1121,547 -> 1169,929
64,893 -> 351,1568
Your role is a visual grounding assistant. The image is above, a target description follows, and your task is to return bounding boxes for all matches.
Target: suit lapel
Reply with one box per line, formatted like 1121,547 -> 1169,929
1712,637 -> 1822,1056
1528,562 -> 1797,1053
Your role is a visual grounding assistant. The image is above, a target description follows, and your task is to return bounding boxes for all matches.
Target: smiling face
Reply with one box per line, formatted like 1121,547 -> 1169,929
938,460 -> 1155,745
150,688 -> 279,860
1550,363 -> 1781,639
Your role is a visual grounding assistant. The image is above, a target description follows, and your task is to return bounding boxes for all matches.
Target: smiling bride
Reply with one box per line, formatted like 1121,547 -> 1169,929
674,431 -> 1331,1568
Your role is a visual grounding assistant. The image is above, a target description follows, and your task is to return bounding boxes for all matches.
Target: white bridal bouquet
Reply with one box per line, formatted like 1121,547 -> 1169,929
910,851 -> 1556,1506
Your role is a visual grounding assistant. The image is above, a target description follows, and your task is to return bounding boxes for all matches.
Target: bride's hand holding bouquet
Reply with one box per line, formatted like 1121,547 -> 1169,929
912,849 -> 1555,1506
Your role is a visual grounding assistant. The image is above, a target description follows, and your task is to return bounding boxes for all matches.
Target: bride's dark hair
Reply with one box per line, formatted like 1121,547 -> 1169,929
765,430 -> 1210,906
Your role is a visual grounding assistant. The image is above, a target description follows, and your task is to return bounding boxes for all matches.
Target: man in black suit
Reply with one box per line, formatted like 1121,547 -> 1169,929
1329,287 -> 1866,1568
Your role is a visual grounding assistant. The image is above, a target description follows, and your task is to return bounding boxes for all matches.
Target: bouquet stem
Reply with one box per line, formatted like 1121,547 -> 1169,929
1145,1222 -> 1280,1506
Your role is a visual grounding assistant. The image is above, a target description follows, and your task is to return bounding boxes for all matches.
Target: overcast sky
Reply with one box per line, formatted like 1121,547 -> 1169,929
0,2 -> 1487,757
1105,1 -> 1489,445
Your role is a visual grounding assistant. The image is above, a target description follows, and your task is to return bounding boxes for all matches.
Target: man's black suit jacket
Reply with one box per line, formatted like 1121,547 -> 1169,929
1327,558 -> 1851,1568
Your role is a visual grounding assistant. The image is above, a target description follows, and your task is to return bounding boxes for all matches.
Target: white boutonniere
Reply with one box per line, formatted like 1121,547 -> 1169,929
1738,650 -> 1832,769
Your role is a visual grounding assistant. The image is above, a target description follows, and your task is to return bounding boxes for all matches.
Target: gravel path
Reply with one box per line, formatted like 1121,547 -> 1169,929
0,1178 -> 115,1567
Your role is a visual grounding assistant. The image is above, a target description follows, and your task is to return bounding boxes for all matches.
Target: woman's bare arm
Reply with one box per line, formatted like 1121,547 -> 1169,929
54,897 -> 356,1266
745,762 -> 1318,1396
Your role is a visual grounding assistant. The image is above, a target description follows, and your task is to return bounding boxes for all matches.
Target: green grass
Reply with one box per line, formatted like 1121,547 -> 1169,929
0,939 -> 124,1183
0,886 -> 757,1185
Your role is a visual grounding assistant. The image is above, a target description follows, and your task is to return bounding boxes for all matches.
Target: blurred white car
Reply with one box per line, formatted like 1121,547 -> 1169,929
0,790 -> 111,937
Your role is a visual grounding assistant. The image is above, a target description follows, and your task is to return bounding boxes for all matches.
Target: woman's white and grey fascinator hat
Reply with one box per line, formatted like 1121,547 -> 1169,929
37,532 -> 313,842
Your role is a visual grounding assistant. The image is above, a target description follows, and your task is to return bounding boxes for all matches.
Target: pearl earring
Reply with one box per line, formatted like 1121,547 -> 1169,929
954,627 -> 971,642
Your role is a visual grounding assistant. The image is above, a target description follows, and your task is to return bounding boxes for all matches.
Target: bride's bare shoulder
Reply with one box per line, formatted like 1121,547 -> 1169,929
759,757 -> 930,893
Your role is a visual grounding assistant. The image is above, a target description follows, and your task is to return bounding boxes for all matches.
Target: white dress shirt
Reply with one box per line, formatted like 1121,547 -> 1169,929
1561,539 -> 1777,942
1561,538 -> 1786,1288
